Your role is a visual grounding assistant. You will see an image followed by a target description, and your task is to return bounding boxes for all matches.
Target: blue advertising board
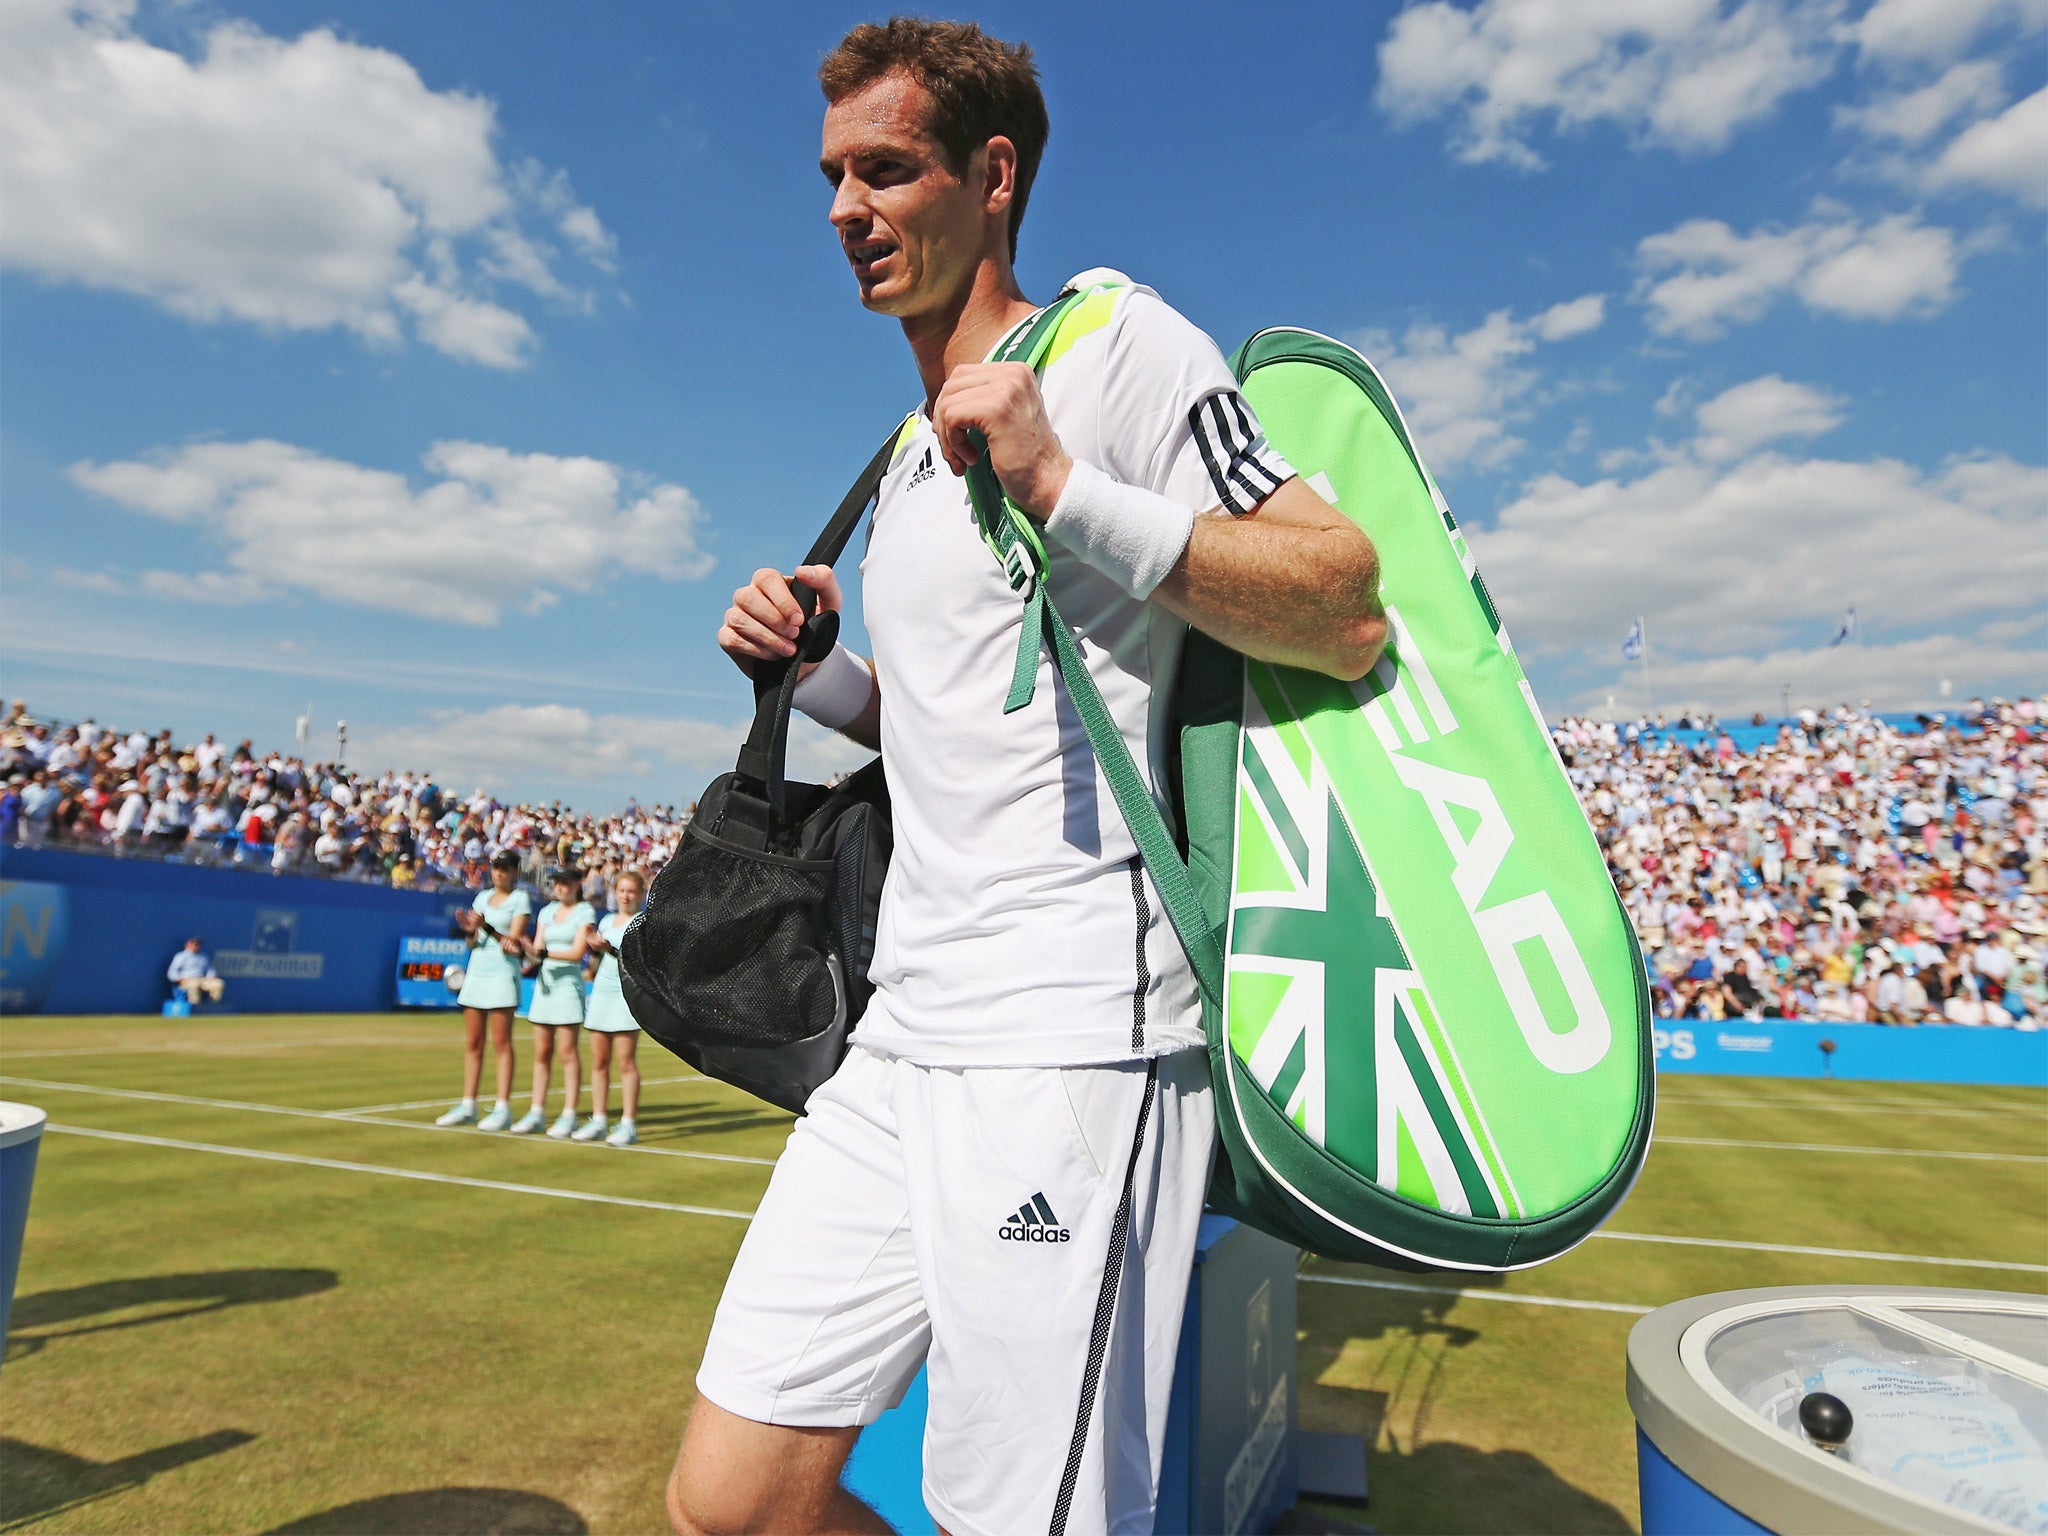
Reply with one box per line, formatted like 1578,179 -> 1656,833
0,846 -> 468,1016
395,936 -> 470,1009
393,937 -> 541,1014
1653,1019 -> 2046,1087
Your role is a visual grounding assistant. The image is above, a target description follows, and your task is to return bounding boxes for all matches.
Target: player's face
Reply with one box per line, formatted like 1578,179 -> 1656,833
821,72 -> 990,318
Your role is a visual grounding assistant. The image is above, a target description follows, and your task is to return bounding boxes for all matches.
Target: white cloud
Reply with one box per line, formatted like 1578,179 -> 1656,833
72,439 -> 713,624
1835,59 -> 2007,143
1471,449 -> 2047,660
1846,0 -> 2046,68
1350,293 -> 1605,470
350,704 -> 872,800
0,0 -> 613,366
1692,375 -> 1845,459
1927,85 -> 2048,206
1579,632 -> 2048,717
1634,209 -> 1962,337
1375,0 -> 1841,169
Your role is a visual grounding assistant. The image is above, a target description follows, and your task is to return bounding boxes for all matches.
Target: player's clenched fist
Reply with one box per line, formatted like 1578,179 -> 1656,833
931,361 -> 1073,521
717,563 -> 844,678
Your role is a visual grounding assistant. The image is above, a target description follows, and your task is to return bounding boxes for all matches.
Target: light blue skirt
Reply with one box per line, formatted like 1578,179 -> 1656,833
525,964 -> 586,1026
456,948 -> 521,1011
584,989 -> 639,1034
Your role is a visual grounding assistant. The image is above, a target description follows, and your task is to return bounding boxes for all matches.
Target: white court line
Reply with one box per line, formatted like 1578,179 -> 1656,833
1594,1230 -> 2048,1276
1301,1273 -> 1651,1316
334,1073 -> 709,1115
0,1077 -> 777,1167
47,1125 -> 754,1221
1656,1134 -> 2047,1164
1658,1097 -> 2042,1121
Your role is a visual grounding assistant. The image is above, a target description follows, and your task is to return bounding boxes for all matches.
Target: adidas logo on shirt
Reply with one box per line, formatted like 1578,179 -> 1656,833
999,1192 -> 1071,1243
906,447 -> 937,489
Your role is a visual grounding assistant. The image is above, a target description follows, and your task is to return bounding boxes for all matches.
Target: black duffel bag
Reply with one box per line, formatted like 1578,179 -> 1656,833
620,431 -> 897,1113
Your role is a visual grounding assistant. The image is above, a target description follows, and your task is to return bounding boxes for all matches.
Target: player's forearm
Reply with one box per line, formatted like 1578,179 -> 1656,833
839,682 -> 882,751
1151,488 -> 1386,681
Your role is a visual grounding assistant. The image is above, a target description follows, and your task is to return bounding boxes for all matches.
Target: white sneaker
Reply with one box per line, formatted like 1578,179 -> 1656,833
570,1115 -> 608,1142
477,1104 -> 512,1132
434,1102 -> 477,1127
546,1110 -> 577,1140
508,1108 -> 547,1135
605,1121 -> 638,1147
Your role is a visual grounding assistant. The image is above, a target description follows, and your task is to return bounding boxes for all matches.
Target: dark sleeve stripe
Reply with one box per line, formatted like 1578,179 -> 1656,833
1226,393 -> 1286,495
1188,396 -> 1240,513
1189,390 -> 1288,515
1206,393 -> 1278,513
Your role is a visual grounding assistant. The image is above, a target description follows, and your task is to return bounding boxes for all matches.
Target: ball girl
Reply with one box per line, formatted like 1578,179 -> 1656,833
509,868 -> 596,1138
437,848 -> 529,1130
574,867 -> 644,1146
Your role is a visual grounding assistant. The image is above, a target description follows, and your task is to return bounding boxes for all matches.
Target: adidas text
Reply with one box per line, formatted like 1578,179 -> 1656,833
999,1192 -> 1071,1243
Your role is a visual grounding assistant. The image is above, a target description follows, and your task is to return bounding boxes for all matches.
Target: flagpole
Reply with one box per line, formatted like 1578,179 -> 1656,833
1639,616 -> 1653,720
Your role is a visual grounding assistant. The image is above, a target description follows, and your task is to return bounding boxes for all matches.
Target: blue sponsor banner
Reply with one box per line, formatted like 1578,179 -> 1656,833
1653,1019 -> 2047,1087
394,938 -> 540,1014
395,936 -> 470,1009
0,845 -> 469,1016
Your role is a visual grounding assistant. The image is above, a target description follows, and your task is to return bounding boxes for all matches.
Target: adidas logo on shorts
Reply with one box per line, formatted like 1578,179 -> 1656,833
907,447 -> 937,489
999,1192 -> 1071,1243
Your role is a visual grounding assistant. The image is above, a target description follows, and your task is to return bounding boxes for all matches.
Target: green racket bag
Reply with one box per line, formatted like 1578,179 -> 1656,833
965,285 -> 1653,1275
1181,327 -> 1655,1272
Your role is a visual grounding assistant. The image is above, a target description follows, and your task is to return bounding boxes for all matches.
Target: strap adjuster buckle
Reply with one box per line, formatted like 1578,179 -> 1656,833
1002,543 -> 1037,595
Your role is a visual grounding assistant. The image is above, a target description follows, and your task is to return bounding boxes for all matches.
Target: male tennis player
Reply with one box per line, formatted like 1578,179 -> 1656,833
671,20 -> 1384,1535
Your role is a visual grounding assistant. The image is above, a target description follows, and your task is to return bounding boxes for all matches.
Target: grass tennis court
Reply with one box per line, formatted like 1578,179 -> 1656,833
3,1013 -> 2043,1534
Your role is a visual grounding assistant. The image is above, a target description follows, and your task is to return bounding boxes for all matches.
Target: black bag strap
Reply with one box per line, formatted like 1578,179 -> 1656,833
735,422 -> 907,829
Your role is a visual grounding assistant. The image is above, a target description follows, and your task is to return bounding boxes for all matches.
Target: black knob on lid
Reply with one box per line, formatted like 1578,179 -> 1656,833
1799,1391 -> 1853,1451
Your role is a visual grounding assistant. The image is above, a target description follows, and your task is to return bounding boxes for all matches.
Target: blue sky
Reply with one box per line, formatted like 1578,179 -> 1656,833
2,0 -> 2042,807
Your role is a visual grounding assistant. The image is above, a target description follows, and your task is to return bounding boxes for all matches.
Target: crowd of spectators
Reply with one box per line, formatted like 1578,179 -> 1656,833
1560,699 -> 2046,1027
6,696 -> 2044,1026
0,702 -> 689,911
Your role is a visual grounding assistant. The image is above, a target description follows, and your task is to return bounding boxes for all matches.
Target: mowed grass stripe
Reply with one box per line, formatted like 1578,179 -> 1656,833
1658,1095 -> 2046,1120
1300,1274 -> 1652,1315
47,1123 -> 758,1221
0,1076 -> 779,1167
1591,1229 -> 2048,1275
1659,1086 -> 2045,1114
1655,1133 -> 2047,1163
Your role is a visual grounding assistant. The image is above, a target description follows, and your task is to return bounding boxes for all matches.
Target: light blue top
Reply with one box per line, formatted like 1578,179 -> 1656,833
535,900 -> 597,993
467,887 -> 531,982
591,911 -> 631,997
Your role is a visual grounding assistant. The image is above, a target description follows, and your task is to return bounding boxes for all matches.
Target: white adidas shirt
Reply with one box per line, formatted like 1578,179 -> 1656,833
853,273 -> 1296,1067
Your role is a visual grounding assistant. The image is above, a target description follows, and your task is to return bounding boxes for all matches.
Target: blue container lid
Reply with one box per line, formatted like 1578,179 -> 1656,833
0,1102 -> 47,1151
1630,1286 -> 2048,1534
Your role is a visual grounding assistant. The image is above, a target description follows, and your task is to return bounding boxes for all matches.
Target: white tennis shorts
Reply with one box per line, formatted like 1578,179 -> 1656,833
694,1040 -> 1215,1536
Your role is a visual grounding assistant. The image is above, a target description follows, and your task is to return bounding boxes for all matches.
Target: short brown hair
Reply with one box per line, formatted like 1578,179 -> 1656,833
820,18 -> 1048,261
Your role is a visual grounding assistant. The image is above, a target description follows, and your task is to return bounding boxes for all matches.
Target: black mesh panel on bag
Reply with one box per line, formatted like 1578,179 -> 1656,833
630,830 -> 840,1048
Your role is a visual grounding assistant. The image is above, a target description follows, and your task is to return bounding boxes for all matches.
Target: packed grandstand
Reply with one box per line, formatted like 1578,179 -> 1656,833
3,697 -> 2043,1027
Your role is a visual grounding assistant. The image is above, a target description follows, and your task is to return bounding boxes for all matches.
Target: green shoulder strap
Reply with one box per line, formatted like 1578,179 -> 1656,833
964,286 -> 1225,1010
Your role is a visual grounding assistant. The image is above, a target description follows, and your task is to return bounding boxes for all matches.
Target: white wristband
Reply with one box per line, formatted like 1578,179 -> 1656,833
1044,459 -> 1194,599
791,642 -> 874,729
